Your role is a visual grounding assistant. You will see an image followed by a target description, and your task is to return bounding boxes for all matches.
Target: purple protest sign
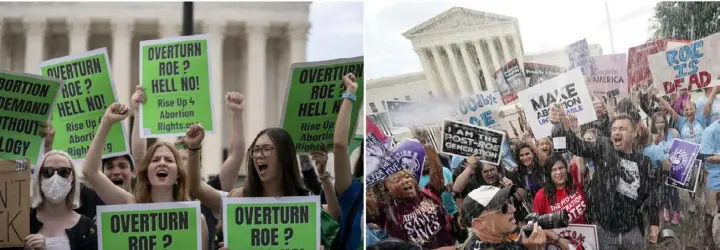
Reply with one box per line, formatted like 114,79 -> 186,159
391,138 -> 426,179
668,139 -> 701,184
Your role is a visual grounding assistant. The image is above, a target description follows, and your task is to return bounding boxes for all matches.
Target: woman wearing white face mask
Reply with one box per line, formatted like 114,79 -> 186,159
9,150 -> 98,250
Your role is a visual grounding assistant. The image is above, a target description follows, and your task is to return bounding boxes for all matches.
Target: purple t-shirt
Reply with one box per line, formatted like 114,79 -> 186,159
370,184 -> 455,248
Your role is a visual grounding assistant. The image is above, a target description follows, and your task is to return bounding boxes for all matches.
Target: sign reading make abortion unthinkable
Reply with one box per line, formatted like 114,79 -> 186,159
441,119 -> 504,165
648,33 -> 720,96
0,70 -> 62,165
455,91 -> 502,128
223,196 -> 321,250
97,202 -> 202,250
517,68 -> 598,139
139,34 -> 215,138
281,57 -> 364,154
40,48 -> 130,161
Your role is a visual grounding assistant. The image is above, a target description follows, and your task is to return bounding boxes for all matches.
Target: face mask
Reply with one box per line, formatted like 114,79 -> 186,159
41,173 -> 72,204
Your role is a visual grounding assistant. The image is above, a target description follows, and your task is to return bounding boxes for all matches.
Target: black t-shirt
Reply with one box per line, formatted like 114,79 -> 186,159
74,184 -> 105,222
461,234 -> 527,250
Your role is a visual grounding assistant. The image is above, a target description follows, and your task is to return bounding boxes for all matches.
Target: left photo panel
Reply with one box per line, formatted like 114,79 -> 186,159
0,2 -> 364,250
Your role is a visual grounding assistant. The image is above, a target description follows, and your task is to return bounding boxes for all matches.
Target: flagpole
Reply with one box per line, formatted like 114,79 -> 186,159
605,1 -> 616,53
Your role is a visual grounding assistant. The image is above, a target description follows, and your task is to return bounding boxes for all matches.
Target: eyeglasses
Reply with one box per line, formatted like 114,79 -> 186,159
251,145 -> 275,157
40,167 -> 72,178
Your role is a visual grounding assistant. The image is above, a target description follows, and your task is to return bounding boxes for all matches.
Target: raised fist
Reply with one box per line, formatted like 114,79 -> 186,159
103,103 -> 130,124
548,103 -> 566,124
311,150 -> 329,174
130,85 -> 146,110
39,122 -> 55,139
225,92 -> 245,113
342,73 -> 358,94
184,123 -> 205,150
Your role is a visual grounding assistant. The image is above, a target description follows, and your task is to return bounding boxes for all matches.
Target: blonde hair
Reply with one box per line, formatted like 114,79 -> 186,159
31,150 -> 81,210
133,141 -> 190,203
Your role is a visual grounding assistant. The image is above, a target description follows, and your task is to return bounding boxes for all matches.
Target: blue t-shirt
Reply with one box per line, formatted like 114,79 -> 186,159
338,179 -> 363,250
701,121 -> 720,190
642,145 -> 667,169
420,167 -> 458,215
696,95 -> 720,126
674,115 -> 706,144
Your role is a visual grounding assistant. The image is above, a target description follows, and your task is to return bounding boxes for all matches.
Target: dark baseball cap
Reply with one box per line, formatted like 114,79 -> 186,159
101,154 -> 135,170
461,185 -> 517,227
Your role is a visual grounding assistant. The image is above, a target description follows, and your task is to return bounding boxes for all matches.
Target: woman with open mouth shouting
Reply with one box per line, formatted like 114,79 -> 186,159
82,103 -> 208,250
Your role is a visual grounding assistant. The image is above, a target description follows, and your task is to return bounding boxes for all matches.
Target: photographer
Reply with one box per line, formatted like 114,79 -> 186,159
549,103 -> 660,249
458,185 -> 570,250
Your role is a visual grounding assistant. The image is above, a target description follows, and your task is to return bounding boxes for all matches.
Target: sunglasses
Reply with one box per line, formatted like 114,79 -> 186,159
476,200 -> 512,220
40,167 -> 72,178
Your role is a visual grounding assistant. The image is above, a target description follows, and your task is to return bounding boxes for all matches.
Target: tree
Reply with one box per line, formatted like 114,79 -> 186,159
650,1 -> 720,41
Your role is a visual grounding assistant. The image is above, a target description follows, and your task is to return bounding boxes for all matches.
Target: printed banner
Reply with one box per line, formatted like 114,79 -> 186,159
524,63 -> 566,88
223,196 -> 321,250
552,224 -> 599,250
628,40 -> 665,89
440,119 -> 503,165
493,59 -> 526,104
668,138 -> 702,184
586,53 -> 628,99
517,68 -> 598,138
567,39 -> 597,75
139,34 -> 215,138
97,202 -> 202,250
281,57 -> 364,154
648,34 -> 720,96
0,69 -> 62,165
455,91 -> 502,128
40,48 -> 130,161
666,159 -> 703,193
365,133 -> 399,186
0,159 -> 30,248
391,138 -> 425,179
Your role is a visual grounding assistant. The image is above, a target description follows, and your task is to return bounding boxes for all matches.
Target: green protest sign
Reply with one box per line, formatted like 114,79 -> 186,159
281,57 -> 364,154
97,201 -> 202,250
139,34 -> 214,138
0,70 -> 62,165
40,48 -> 130,161
223,196 -> 321,250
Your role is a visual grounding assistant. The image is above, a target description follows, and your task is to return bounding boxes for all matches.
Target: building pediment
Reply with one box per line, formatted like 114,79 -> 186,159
402,7 -> 514,38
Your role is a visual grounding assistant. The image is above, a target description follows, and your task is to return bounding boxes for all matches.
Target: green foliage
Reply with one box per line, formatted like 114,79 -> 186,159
650,1 -> 720,41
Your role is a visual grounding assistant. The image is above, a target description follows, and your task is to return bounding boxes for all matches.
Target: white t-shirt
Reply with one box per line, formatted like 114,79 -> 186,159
45,235 -> 71,250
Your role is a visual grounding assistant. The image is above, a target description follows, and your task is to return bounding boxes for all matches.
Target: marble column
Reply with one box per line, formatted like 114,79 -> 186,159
486,38 -> 501,73
512,34 -> 524,66
414,48 -> 443,98
458,42 -> 482,94
68,19 -> 90,55
499,35 -> 513,63
160,22 -> 181,38
444,44 -> 470,96
203,22 -> 226,177
111,20 -> 133,130
473,40 -> 494,91
23,18 -> 46,74
245,22 -> 269,143
429,46 -> 455,98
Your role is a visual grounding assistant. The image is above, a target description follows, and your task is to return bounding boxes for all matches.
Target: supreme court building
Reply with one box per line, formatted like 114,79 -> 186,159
0,2 -> 311,178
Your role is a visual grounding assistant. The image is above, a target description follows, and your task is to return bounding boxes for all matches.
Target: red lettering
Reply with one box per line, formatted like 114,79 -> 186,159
688,71 -> 712,90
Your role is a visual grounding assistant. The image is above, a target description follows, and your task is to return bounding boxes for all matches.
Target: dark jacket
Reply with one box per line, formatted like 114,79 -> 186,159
554,123 -> 659,234
7,209 -> 97,250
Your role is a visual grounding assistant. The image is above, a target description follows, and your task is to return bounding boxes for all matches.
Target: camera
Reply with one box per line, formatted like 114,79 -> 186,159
521,210 -> 570,237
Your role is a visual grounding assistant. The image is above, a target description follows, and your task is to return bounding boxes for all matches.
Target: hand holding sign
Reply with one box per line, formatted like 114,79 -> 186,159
130,85 -> 146,111
103,103 -> 130,125
311,144 -> 329,174
548,104 -> 565,124
185,124 -> 205,150
342,73 -> 358,94
225,92 -> 245,113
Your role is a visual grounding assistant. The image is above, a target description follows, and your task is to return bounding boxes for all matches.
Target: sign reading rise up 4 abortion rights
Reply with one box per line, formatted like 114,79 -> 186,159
97,202 -> 202,250
40,48 -> 130,161
517,68 -> 597,138
139,34 -> 214,138
223,196 -> 320,250
282,57 -> 363,154
648,33 -> 720,96
0,69 -> 62,165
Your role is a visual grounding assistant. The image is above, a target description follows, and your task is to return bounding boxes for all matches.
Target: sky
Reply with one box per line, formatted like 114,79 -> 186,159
307,1 -> 364,61
366,0 -> 662,80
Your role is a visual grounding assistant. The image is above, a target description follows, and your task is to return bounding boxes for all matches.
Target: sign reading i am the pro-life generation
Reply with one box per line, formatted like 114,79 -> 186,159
40,48 -> 130,161
223,196 -> 321,250
0,69 -> 62,165
139,34 -> 215,138
281,57 -> 364,154
97,202 -> 202,250
440,119 -> 504,165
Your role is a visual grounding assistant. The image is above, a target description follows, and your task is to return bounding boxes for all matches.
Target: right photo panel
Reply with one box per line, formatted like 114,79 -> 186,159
364,1 -> 720,250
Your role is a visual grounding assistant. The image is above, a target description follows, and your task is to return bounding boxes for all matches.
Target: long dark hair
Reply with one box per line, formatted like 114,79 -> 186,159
542,154 -> 576,204
515,142 -> 544,185
650,111 -> 669,135
353,145 -> 363,179
244,128 -> 308,197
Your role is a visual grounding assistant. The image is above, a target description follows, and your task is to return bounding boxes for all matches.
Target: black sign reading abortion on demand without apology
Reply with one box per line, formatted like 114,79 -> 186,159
441,119 -> 504,165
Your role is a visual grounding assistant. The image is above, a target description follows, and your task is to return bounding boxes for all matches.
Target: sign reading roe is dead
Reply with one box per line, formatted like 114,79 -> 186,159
440,119 -> 504,165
